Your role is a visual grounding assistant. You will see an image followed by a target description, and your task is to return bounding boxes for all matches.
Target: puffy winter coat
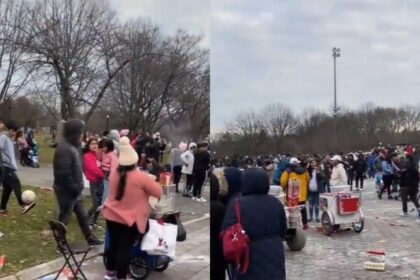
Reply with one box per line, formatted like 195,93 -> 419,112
180,150 -> 194,174
330,163 -> 348,186
53,120 -> 85,198
280,165 -> 309,203
221,168 -> 287,280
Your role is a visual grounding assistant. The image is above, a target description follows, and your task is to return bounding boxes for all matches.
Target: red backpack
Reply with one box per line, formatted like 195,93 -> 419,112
219,199 -> 250,274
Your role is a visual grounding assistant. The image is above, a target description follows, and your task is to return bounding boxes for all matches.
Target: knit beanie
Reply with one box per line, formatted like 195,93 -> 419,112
118,137 -> 138,166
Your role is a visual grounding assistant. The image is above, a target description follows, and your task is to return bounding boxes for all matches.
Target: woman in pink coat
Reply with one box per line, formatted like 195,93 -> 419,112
102,137 -> 162,280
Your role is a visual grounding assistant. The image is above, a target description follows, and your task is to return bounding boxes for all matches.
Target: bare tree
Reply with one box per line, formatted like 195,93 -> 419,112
14,0 -> 129,120
0,0 -> 29,102
262,102 -> 297,138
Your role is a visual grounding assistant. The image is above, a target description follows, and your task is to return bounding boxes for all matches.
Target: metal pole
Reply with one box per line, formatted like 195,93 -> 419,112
106,115 -> 110,131
334,55 -> 337,114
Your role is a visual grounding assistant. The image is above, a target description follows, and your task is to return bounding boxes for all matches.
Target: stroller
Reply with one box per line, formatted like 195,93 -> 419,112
22,140 -> 40,168
104,211 -> 185,280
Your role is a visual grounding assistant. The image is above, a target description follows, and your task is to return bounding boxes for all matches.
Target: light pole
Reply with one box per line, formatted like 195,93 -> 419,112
332,47 -> 341,152
332,47 -> 341,116
106,115 -> 110,131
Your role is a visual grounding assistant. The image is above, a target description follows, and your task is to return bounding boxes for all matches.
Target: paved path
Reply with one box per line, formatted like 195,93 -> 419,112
286,179 -> 420,279
40,218 -> 209,280
16,165 -> 209,223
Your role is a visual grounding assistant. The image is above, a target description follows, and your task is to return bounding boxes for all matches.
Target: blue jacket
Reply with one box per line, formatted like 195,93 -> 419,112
367,155 -> 376,168
382,161 -> 393,175
272,159 -> 289,185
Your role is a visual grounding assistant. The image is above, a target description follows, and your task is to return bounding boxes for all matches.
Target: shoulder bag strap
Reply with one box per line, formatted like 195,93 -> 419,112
234,198 -> 241,225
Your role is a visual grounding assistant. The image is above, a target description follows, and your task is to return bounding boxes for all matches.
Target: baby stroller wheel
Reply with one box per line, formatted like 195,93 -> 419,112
154,260 -> 170,272
129,256 -> 149,280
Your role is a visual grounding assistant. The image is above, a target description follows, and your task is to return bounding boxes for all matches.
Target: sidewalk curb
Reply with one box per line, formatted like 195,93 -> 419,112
1,215 -> 209,280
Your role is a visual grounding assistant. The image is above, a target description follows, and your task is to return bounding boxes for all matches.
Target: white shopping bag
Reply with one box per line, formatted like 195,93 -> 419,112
141,219 -> 178,257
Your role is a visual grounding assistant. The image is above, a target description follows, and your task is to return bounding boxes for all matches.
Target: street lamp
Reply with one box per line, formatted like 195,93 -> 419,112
332,47 -> 341,152
106,115 -> 110,131
332,47 -> 341,117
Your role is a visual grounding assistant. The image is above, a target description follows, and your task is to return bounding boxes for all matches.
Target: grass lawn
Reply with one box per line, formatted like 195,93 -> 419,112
35,133 -> 55,165
0,187 -> 104,277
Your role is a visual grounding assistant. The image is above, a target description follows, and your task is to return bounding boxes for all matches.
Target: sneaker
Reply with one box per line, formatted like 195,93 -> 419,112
192,197 -> 197,200
104,271 -> 116,280
21,202 -> 36,214
90,223 -> 104,231
197,197 -> 207,202
378,194 -> 382,200
303,224 -> 309,230
416,219 -> 420,224
388,196 -> 393,200
315,219 -> 321,223
0,210 -> 8,217
87,236 -> 103,246
399,212 -> 408,217
308,218 -> 313,223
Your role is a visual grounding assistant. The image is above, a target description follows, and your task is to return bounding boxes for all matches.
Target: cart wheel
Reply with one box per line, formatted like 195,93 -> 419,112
154,260 -> 170,272
321,212 -> 333,236
286,228 -> 306,251
352,220 -> 364,233
129,256 -> 149,280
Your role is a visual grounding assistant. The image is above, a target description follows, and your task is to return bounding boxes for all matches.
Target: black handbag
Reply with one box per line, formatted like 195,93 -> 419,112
175,214 -> 187,242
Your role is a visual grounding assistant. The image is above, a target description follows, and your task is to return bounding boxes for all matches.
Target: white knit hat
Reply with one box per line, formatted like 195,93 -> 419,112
189,142 -> 197,149
118,137 -> 138,166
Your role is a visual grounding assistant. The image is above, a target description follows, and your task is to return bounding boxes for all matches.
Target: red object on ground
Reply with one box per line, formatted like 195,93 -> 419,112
337,197 -> 359,215
160,172 -> 172,186
0,255 -> 5,269
367,250 -> 386,255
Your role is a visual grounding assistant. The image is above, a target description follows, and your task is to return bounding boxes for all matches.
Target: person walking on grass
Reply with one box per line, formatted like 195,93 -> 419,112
192,142 -> 211,202
398,155 -> 420,222
0,120 -> 36,216
83,137 -> 105,230
53,119 -> 102,246
102,137 -> 162,280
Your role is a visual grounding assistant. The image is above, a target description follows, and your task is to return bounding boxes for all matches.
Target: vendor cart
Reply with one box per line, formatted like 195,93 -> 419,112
269,185 -> 306,251
320,190 -> 364,236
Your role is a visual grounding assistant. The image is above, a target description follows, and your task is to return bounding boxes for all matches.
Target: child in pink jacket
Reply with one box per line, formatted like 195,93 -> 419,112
83,138 -> 104,229
99,138 -> 118,207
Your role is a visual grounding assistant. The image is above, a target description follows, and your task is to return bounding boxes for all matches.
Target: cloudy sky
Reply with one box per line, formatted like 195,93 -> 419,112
211,0 -> 420,131
108,0 -> 209,47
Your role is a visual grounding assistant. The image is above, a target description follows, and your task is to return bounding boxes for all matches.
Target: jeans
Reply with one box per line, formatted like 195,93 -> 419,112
88,181 -> 103,225
308,191 -> 320,219
105,220 -> 141,279
101,179 -> 109,205
0,167 -> 24,210
400,187 -> 420,213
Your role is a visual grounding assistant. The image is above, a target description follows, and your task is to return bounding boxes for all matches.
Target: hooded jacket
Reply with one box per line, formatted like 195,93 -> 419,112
400,162 -> 419,188
330,163 -> 348,186
222,168 -> 286,280
53,120 -> 85,198
280,165 -> 309,203
108,130 -> 120,155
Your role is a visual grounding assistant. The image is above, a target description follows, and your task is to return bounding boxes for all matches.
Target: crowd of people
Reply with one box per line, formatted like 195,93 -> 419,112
210,143 -> 420,280
1,117 -> 210,280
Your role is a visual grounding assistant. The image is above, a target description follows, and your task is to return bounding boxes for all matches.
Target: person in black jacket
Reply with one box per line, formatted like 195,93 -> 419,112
354,153 -> 368,191
399,155 -> 420,218
192,142 -> 211,202
53,119 -> 102,246
210,171 -> 226,280
221,168 -> 287,280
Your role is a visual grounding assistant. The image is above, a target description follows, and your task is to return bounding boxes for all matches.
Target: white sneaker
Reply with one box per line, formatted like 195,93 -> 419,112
399,212 -> 408,217
197,197 -> 207,202
416,219 -> 420,224
192,197 -> 197,200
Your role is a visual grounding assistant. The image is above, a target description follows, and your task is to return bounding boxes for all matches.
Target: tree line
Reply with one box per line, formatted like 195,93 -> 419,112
211,102 -> 420,156
0,0 -> 209,140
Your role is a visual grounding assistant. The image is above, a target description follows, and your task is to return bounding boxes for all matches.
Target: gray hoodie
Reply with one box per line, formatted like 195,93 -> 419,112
0,132 -> 18,171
